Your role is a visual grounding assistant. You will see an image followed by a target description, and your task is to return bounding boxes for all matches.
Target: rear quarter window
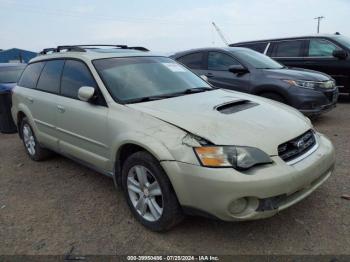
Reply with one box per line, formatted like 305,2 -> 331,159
18,62 -> 45,89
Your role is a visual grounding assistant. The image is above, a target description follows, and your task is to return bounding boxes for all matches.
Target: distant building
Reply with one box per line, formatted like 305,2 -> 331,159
0,48 -> 37,63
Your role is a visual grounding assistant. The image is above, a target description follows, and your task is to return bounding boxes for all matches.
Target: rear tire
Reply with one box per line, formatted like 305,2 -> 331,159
20,117 -> 52,161
122,151 -> 184,231
260,92 -> 286,104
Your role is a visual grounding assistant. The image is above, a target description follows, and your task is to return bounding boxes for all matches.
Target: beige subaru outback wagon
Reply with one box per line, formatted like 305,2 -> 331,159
11,45 -> 335,231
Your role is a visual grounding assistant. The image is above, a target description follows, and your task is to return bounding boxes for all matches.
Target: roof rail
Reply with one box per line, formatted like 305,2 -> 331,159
39,45 -> 149,55
74,45 -> 149,51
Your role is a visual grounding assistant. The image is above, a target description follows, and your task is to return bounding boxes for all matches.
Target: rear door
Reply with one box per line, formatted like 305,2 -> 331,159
269,39 -> 307,68
17,60 -> 64,149
203,51 -> 251,93
55,59 -> 110,171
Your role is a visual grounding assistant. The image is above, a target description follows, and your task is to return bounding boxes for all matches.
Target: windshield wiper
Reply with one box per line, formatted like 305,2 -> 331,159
125,87 -> 216,104
125,94 -> 175,104
182,87 -> 217,94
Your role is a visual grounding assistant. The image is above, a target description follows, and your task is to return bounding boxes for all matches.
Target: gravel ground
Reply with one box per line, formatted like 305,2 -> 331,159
0,97 -> 349,256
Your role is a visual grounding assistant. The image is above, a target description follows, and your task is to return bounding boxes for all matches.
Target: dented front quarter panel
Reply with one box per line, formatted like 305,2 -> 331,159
106,103 -> 201,171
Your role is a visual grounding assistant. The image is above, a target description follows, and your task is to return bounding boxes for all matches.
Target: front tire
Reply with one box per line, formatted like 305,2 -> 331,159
20,117 -> 52,161
122,151 -> 184,231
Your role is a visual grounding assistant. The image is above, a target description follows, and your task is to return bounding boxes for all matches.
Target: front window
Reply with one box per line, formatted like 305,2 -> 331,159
0,66 -> 25,83
230,49 -> 284,69
93,57 -> 211,103
308,39 -> 340,57
208,52 -> 240,71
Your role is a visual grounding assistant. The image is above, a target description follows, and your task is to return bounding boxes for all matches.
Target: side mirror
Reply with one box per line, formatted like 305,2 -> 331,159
78,86 -> 96,102
228,65 -> 249,74
200,75 -> 209,81
332,49 -> 348,60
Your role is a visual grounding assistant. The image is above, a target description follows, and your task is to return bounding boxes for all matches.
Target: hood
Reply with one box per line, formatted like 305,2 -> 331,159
263,67 -> 331,81
0,82 -> 16,92
127,89 -> 312,155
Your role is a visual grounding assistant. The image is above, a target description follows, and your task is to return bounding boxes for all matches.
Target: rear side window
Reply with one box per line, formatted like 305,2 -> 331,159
18,62 -> 45,88
208,52 -> 240,71
308,39 -> 340,57
36,60 -> 65,94
61,60 -> 96,99
237,42 -> 268,53
272,40 -> 304,57
177,52 -> 204,69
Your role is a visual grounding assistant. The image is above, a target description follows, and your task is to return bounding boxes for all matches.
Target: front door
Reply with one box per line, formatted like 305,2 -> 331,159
204,51 -> 251,93
55,59 -> 110,171
303,38 -> 349,94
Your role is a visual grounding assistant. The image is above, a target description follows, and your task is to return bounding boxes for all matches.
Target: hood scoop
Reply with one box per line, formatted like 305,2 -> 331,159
215,99 -> 258,114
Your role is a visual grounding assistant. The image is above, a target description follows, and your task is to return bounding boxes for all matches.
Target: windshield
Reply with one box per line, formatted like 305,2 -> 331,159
230,49 -> 284,69
93,57 -> 211,103
335,35 -> 350,50
0,66 -> 25,83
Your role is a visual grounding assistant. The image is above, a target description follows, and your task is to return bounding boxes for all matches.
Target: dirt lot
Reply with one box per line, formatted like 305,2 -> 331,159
0,98 -> 349,256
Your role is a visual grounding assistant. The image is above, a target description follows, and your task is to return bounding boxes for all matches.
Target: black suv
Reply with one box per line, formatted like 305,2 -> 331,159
230,34 -> 350,95
171,47 -> 338,116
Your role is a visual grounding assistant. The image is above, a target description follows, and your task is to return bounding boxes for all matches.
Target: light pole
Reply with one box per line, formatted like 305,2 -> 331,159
314,16 -> 325,34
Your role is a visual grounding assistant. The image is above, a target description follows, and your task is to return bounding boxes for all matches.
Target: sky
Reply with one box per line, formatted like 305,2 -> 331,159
1,0 -> 349,53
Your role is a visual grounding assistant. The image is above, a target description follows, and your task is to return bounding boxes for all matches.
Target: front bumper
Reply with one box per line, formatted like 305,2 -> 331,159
293,87 -> 339,116
161,133 -> 335,221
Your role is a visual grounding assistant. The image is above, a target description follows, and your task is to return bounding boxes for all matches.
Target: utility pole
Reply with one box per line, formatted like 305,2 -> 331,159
212,22 -> 230,46
314,16 -> 325,34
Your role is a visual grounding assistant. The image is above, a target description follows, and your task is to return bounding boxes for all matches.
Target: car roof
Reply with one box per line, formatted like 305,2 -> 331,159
29,49 -> 162,64
171,46 -> 249,58
231,34 -> 342,45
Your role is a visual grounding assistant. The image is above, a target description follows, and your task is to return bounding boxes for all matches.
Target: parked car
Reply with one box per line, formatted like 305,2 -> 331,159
171,47 -> 338,116
12,45 -> 335,231
0,63 -> 26,90
230,34 -> 350,95
0,63 -> 26,133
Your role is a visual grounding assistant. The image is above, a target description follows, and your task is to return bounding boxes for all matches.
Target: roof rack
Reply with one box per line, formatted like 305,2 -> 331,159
39,45 -> 149,55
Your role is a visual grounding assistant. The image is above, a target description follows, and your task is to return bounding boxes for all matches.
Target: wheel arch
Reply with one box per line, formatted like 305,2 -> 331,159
113,137 -> 175,187
252,85 -> 291,104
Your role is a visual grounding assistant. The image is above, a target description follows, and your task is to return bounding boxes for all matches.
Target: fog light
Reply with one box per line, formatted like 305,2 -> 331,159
229,198 -> 248,214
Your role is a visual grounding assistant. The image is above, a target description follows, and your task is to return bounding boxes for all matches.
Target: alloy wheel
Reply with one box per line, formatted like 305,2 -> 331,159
127,165 -> 164,222
23,124 -> 36,156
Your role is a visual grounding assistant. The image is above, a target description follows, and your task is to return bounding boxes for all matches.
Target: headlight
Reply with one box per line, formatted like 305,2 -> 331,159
283,79 -> 335,90
194,146 -> 272,169
283,79 -> 317,89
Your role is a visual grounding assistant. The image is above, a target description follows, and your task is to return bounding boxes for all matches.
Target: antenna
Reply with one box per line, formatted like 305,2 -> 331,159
314,16 -> 325,34
212,22 -> 230,46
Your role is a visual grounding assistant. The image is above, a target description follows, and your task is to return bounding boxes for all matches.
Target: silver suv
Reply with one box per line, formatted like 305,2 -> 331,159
11,45 -> 335,231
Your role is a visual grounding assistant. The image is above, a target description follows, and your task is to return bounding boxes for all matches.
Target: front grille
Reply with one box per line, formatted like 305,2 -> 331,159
278,130 -> 316,162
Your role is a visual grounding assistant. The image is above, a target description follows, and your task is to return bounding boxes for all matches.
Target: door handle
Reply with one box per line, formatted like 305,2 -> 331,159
26,97 -> 34,103
57,105 -> 65,113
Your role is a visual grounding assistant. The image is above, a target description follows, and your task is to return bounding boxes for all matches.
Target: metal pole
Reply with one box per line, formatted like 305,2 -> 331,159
314,16 -> 325,34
